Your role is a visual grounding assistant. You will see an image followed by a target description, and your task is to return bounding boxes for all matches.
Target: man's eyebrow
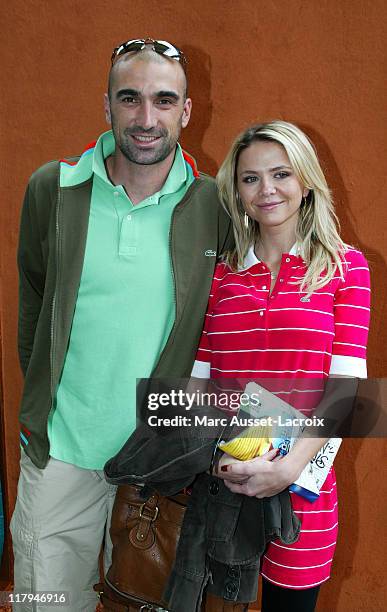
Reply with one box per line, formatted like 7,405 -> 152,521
116,88 -> 139,98
115,89 -> 180,101
155,90 -> 180,101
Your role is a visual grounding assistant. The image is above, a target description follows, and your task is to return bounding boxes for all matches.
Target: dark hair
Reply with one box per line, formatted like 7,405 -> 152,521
108,49 -> 188,100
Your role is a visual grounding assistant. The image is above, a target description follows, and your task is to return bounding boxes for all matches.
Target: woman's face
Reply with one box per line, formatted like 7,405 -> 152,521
236,140 -> 308,233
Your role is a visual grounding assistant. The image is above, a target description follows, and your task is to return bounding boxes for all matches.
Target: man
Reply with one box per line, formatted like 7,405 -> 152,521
12,39 -> 232,611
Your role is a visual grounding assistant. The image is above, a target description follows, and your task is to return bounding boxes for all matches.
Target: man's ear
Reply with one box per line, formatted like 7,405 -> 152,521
181,98 -> 192,129
104,93 -> 112,124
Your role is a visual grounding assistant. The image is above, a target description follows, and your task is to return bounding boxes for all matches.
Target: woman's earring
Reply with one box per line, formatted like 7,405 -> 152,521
244,212 -> 250,228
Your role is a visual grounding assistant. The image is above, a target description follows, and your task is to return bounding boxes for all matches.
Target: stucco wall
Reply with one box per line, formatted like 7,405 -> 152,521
1,1 -> 386,609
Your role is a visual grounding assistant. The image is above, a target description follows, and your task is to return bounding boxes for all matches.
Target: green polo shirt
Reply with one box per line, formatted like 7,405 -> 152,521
48,131 -> 194,469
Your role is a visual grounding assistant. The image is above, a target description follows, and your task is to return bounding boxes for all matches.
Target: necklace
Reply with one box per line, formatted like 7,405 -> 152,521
270,271 -> 277,280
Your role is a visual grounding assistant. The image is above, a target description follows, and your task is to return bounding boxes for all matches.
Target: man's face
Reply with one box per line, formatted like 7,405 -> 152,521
105,55 -> 192,165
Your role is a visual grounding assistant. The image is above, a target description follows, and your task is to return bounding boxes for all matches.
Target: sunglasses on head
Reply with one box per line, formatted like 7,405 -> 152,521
111,38 -> 187,68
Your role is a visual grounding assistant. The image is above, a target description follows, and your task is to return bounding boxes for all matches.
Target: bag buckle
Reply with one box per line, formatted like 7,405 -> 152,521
139,501 -> 159,522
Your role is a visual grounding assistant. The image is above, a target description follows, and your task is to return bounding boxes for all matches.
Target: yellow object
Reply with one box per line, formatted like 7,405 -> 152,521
219,425 -> 272,460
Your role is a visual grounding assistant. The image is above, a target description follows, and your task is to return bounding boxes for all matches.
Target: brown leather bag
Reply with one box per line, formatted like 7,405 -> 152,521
95,484 -> 249,612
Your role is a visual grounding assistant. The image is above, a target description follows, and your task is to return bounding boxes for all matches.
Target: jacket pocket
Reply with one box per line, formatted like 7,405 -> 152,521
205,479 -> 242,543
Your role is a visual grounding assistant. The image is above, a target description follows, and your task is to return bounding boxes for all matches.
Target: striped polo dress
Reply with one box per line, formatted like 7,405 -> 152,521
192,245 -> 370,589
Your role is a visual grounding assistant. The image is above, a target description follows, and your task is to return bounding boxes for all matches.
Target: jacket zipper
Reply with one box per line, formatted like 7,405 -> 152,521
104,575 -> 161,610
50,176 -> 61,399
168,203 -> 178,327
50,291 -> 56,397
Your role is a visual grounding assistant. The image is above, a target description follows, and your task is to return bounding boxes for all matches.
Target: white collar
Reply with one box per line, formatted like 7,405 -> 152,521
240,243 -> 300,271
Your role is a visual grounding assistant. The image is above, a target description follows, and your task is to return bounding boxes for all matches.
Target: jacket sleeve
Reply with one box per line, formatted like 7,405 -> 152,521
104,403 -> 228,495
17,180 -> 47,377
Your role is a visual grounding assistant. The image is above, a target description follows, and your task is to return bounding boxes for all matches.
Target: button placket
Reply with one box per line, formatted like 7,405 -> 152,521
119,206 -> 137,257
274,255 -> 294,295
259,268 -> 271,317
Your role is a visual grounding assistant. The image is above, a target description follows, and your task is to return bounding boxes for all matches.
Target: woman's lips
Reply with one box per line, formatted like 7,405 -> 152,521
256,201 -> 284,211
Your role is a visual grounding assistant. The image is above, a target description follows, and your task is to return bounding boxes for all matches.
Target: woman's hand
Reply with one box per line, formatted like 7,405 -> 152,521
216,449 -> 299,498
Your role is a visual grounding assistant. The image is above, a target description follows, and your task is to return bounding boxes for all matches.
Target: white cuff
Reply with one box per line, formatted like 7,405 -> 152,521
329,355 -> 367,378
191,360 -> 211,379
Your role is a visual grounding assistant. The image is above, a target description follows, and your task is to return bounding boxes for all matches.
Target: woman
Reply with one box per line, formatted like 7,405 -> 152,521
191,121 -> 370,611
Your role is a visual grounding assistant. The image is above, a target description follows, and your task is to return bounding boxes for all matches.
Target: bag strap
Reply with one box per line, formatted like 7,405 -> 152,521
135,494 -> 159,543
94,583 -> 158,611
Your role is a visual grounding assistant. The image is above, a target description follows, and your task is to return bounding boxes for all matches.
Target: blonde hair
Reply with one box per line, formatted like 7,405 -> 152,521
216,120 -> 346,295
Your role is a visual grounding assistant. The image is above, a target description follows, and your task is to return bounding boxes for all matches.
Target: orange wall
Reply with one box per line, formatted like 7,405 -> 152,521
1,1 -> 386,609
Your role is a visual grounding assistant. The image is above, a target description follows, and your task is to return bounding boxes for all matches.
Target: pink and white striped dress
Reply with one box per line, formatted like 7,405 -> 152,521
192,245 -> 370,589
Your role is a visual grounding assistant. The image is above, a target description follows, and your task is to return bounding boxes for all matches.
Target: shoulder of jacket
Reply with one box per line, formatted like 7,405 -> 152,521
197,172 -> 216,188
28,159 -> 59,185
190,173 -> 220,202
197,171 -> 215,182
28,156 -> 81,190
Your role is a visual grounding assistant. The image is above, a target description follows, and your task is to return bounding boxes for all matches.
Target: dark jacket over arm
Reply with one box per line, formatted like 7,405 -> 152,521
104,410 -> 300,611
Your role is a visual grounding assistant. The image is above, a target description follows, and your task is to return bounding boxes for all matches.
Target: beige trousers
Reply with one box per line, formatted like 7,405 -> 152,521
10,451 -> 117,612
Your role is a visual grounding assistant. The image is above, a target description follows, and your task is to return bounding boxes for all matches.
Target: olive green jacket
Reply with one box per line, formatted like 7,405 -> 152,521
18,148 -> 233,468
